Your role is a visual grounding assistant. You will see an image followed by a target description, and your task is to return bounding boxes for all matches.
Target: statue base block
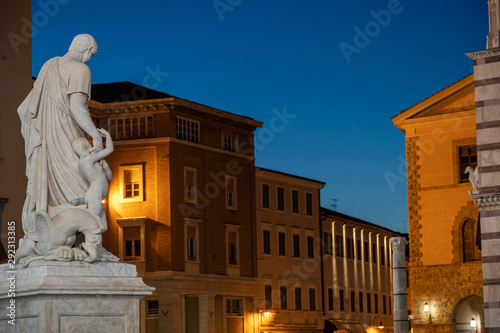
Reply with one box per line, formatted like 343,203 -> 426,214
0,261 -> 154,332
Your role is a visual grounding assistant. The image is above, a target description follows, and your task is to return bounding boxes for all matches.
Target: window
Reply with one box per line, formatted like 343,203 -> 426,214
380,245 -> 385,265
145,298 -> 159,332
277,186 -> 285,211
108,116 -> 154,140
459,145 -> 477,183
225,176 -> 237,209
389,297 -> 392,315
351,290 -> 356,312
225,224 -> 241,267
186,226 -> 197,261
324,232 -> 333,255
339,289 -> 345,312
292,190 -> 299,213
364,241 -> 369,262
262,184 -> 270,208
293,234 -> 300,258
176,116 -> 199,143
146,299 -> 159,317
117,218 -> 146,262
295,287 -> 302,310
278,232 -> 286,256
280,286 -> 287,310
372,243 -> 377,264
184,167 -> 197,203
184,218 -> 201,264
463,219 -> 481,261
359,292 -> 364,313
375,294 -> 379,314
335,234 -> 344,257
228,232 -> 238,265
263,229 -> 271,254
346,237 -> 354,259
328,288 -> 334,311
223,135 -> 237,152
120,165 -> 144,202
265,285 -> 272,308
383,295 -> 387,315
124,226 -> 141,260
306,192 -> 313,215
309,288 -> 316,311
307,236 -> 314,259
226,298 -> 244,316
357,239 -> 362,261
367,293 -> 372,313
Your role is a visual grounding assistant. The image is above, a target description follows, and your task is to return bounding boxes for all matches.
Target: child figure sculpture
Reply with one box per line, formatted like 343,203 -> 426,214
72,128 -> 113,232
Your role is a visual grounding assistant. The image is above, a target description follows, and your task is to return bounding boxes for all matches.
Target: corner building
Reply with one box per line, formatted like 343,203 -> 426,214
255,167 -> 325,332
89,82 -> 262,333
392,74 -> 484,333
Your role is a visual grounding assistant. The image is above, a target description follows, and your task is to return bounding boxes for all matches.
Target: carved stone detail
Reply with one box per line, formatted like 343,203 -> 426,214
406,137 -> 423,266
470,192 -> 500,210
391,237 -> 408,254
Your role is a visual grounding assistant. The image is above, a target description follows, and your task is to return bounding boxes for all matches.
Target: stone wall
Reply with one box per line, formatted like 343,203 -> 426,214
409,262 -> 483,332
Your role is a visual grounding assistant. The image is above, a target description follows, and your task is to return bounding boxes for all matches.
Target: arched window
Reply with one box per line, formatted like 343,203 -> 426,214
463,219 -> 481,262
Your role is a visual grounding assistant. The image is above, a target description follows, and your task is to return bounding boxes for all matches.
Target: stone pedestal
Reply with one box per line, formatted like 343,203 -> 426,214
0,261 -> 154,333
391,237 -> 409,333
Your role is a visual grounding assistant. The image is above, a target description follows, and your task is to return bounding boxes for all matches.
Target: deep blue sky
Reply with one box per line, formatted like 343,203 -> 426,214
31,0 -> 487,233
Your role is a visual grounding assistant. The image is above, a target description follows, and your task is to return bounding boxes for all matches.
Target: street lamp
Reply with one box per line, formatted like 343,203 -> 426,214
424,302 -> 432,323
372,314 -> 384,331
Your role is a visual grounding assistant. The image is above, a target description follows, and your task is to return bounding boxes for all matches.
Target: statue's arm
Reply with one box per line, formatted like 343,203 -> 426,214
69,92 -> 102,151
101,160 -> 113,181
88,128 -> 114,162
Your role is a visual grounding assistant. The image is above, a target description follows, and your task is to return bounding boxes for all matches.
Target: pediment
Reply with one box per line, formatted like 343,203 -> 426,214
408,86 -> 475,119
392,74 -> 475,129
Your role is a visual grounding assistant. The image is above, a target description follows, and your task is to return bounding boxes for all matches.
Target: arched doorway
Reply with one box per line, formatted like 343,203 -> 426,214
451,295 -> 484,333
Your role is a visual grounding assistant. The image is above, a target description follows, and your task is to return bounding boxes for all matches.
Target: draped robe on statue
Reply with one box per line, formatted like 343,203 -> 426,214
18,57 -> 93,237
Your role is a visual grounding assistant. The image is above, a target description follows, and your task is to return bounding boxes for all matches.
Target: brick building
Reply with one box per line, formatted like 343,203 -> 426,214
89,82 -> 263,333
391,74 -> 484,333
255,167 -> 325,332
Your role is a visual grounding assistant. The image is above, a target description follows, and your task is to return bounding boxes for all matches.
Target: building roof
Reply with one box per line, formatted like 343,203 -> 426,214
321,207 -> 400,235
91,81 -> 172,103
391,73 -> 473,123
90,81 -> 263,128
256,167 -> 326,185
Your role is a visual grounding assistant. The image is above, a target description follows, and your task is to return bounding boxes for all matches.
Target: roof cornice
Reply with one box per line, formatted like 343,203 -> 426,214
391,74 -> 474,131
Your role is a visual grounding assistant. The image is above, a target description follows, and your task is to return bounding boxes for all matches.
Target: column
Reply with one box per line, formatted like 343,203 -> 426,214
391,237 -> 409,333
467,45 -> 500,332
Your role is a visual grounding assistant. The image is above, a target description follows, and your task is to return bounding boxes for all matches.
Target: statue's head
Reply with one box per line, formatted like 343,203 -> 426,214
72,137 -> 91,156
68,34 -> 98,63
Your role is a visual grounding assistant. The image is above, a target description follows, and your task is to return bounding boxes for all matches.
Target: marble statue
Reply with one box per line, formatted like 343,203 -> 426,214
465,166 -> 479,192
15,34 -> 118,266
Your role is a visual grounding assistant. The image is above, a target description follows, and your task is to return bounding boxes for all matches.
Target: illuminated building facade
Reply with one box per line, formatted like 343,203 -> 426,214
89,82 -> 263,333
321,208 -> 398,333
392,74 -> 484,333
255,167 -> 325,332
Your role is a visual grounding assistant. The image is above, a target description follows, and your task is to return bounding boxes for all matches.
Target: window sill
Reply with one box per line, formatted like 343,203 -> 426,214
185,259 -> 200,264
123,259 -> 146,263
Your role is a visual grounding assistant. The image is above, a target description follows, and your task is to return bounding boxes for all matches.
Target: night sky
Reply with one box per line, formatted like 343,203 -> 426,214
30,0 -> 488,233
